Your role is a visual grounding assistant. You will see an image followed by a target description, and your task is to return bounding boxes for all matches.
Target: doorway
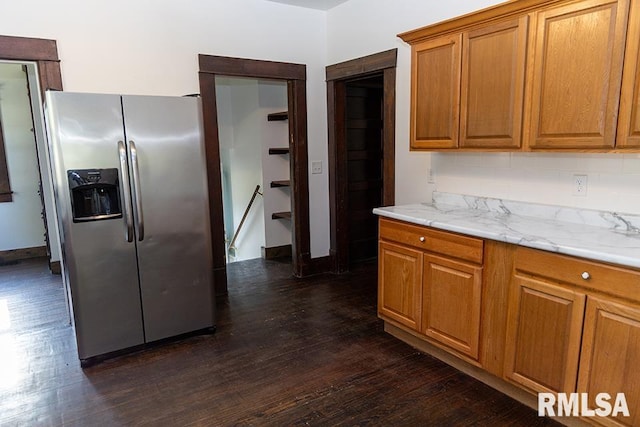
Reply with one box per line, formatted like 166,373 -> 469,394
326,49 -> 397,273
199,55 -> 311,295
0,63 -> 48,264
0,35 -> 63,272
215,77 -> 292,264
344,75 -> 383,263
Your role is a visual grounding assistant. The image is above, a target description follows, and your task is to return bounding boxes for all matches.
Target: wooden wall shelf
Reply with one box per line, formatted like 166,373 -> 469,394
271,211 -> 292,220
270,180 -> 290,188
267,111 -> 288,121
268,147 -> 290,155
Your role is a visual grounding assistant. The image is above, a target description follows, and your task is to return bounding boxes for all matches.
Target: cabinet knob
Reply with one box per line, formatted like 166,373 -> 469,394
581,271 -> 590,280
419,236 -> 426,242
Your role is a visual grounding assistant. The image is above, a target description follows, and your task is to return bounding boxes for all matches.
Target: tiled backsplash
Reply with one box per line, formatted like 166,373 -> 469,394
432,152 -> 640,215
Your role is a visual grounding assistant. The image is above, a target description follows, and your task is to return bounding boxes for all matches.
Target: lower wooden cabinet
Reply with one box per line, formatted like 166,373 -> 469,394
378,218 -> 640,424
378,218 -> 484,362
578,297 -> 640,427
378,241 -> 422,331
423,254 -> 482,360
503,274 -> 586,394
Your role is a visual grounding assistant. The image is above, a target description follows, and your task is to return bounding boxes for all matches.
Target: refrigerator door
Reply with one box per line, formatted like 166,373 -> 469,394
45,92 -> 144,359
122,95 -> 214,342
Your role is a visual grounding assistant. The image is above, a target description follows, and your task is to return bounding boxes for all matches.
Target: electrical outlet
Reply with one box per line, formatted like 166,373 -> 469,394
573,174 -> 588,196
427,168 -> 435,184
311,160 -> 322,175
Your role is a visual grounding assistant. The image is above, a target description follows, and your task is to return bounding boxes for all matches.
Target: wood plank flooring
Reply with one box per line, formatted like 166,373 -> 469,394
0,257 -> 559,426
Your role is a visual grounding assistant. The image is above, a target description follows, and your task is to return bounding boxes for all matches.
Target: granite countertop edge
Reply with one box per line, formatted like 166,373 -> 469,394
373,204 -> 640,270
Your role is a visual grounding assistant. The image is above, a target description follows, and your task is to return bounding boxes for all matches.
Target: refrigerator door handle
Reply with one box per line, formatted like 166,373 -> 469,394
117,140 -> 134,243
129,140 -> 145,241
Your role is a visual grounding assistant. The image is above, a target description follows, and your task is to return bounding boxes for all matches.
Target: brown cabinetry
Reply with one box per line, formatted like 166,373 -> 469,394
504,247 -> 640,424
378,218 -> 484,362
525,0 -> 629,149
618,0 -> 640,148
504,273 -> 585,393
378,216 -> 640,423
578,297 -> 640,427
401,0 -> 638,152
411,34 -> 461,149
409,18 -> 527,150
423,254 -> 483,360
461,17 -> 528,149
378,241 -> 423,331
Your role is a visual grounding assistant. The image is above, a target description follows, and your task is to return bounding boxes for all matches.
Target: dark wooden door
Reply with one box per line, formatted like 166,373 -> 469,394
345,75 -> 383,263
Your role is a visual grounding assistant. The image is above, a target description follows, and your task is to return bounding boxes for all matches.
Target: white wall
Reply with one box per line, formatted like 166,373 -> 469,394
0,0 -> 330,257
0,63 -> 46,251
217,78 -> 266,262
327,0 -> 640,215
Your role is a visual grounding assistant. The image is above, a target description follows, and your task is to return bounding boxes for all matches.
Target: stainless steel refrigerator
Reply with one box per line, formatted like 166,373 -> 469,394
45,91 -> 214,365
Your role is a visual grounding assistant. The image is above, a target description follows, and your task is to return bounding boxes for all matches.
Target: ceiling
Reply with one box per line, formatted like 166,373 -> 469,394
263,0 -> 351,11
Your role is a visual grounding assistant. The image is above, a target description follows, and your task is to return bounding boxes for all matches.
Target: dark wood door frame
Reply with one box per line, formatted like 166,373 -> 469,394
0,35 -> 63,273
326,49 -> 397,274
198,55 -> 311,295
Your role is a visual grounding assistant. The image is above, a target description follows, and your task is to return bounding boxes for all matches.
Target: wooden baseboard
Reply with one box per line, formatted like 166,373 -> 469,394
0,246 -> 47,265
49,261 -> 61,275
262,244 -> 292,260
384,322 -> 588,427
300,255 -> 331,276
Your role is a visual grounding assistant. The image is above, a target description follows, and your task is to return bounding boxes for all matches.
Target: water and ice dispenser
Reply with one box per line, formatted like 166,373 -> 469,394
67,168 -> 122,222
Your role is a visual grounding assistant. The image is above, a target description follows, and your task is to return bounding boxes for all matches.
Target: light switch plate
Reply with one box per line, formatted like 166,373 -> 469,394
311,160 -> 322,174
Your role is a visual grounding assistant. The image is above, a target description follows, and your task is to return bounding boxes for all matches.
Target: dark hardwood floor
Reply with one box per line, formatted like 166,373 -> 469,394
0,257 -> 559,426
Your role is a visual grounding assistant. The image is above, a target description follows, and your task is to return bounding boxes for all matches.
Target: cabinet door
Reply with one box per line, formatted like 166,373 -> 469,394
460,17 -> 528,149
525,0 -> 629,149
410,34 -> 461,149
504,274 -> 585,393
617,0 -> 640,148
577,297 -> 640,426
422,254 -> 482,361
378,241 -> 423,331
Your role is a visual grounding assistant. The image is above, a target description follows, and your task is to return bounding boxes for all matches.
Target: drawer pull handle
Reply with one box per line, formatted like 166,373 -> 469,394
419,236 -> 426,242
581,271 -> 590,280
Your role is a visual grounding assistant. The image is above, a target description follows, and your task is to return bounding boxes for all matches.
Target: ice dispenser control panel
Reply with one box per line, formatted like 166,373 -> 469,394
67,168 -> 122,223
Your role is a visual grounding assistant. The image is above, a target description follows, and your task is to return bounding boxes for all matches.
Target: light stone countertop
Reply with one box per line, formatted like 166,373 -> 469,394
373,192 -> 640,269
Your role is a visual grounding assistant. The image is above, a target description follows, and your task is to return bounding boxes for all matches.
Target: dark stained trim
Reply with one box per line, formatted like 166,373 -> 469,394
198,72 -> 228,296
0,117 -> 11,203
198,54 -> 311,294
382,67 -> 396,206
287,79 -> 312,276
199,55 -> 306,81
0,245 -> 47,263
0,35 -> 59,62
326,49 -> 397,81
326,50 -> 397,273
0,35 -> 63,271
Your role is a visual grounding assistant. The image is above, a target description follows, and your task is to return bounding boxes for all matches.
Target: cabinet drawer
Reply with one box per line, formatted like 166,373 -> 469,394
514,247 -> 640,303
379,218 -> 483,264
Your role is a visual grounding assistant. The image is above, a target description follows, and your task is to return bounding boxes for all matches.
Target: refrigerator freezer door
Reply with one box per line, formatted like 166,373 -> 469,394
45,92 -> 144,359
122,95 -> 214,342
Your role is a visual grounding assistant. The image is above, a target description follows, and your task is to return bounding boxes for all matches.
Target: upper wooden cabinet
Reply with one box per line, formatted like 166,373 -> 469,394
400,0 -> 638,152
525,0 -> 630,149
617,0 -> 640,148
409,19 -> 527,150
461,17 -> 528,149
411,35 -> 461,149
